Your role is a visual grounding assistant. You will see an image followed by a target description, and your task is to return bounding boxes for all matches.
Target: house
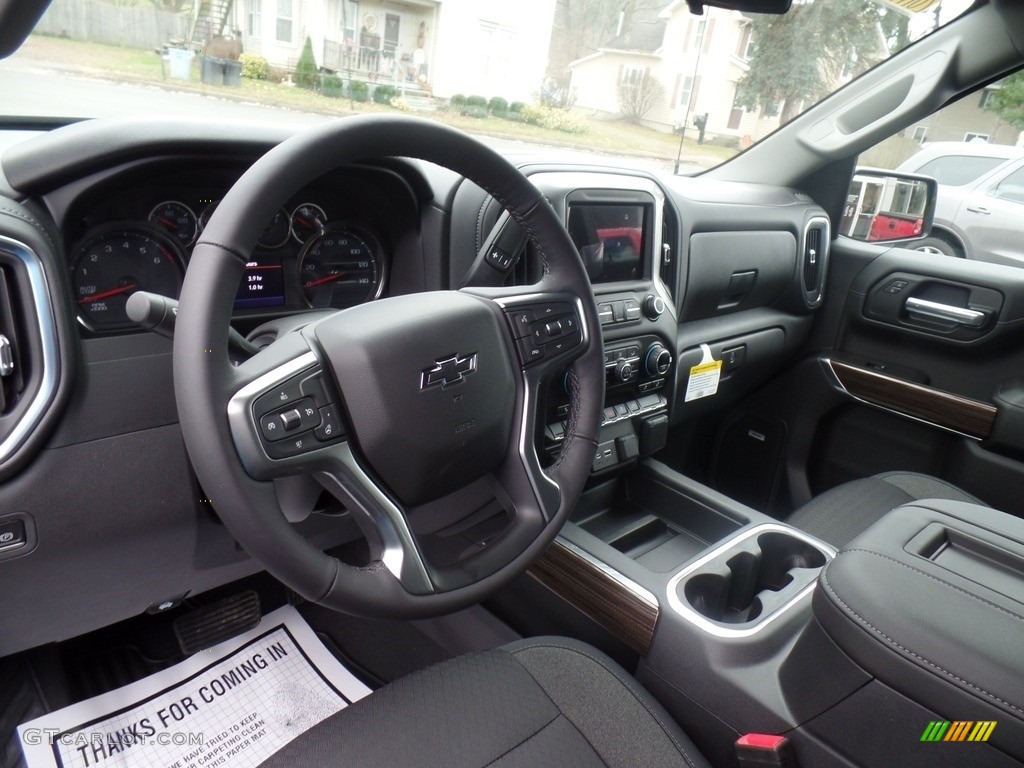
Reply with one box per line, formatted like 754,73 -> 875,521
568,2 -> 783,144
225,0 -> 556,102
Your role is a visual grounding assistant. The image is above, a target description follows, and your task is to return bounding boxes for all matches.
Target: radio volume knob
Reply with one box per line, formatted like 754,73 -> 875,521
645,343 -> 672,376
644,295 -> 666,320
615,359 -> 635,382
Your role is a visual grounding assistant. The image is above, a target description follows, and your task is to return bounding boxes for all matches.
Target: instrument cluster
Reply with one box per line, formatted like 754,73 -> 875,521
64,164 -> 392,332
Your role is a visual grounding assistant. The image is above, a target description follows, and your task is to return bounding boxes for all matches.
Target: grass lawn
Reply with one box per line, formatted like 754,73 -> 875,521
15,35 -> 736,168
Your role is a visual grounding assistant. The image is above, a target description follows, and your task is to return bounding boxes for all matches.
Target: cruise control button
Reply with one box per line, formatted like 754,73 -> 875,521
280,409 -> 302,431
264,431 -> 317,459
254,375 -> 304,417
259,412 -> 287,442
294,398 -> 321,430
315,405 -> 343,441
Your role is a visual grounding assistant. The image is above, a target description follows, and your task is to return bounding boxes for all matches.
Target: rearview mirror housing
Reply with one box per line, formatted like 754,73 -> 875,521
840,168 -> 938,245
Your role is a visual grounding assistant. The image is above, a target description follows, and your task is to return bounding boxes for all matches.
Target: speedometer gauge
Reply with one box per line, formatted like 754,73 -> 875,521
298,225 -> 385,309
72,224 -> 185,331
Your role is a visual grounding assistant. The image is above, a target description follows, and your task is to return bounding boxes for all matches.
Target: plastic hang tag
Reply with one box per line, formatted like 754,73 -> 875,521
684,343 -> 722,402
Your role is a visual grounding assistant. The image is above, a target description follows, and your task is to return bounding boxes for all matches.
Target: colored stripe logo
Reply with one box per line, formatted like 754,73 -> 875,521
920,721 -> 996,742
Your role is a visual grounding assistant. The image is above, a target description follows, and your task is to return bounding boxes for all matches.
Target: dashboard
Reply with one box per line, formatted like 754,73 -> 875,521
0,118 -> 829,657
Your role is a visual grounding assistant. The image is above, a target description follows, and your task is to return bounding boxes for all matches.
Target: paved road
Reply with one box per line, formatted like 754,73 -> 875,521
0,62 -> 699,175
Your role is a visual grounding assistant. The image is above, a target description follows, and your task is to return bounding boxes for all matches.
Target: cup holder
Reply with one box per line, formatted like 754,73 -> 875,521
672,525 -> 832,630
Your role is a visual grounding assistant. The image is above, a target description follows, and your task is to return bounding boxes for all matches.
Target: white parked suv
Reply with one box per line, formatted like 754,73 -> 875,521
896,141 -> 1024,264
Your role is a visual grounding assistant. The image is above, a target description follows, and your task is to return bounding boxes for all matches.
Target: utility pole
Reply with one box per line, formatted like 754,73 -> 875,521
674,11 -> 708,174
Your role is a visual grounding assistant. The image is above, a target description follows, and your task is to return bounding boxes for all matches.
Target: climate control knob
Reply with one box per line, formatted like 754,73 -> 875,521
615,359 -> 635,382
645,343 -> 672,376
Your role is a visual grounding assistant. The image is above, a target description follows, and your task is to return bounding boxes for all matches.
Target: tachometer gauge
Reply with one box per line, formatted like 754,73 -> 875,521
72,224 -> 185,331
258,208 -> 291,250
290,203 -> 327,244
298,225 -> 385,309
148,200 -> 198,247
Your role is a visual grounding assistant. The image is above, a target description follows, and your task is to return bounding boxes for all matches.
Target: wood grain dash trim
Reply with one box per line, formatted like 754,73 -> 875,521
528,539 -> 659,655
828,358 -> 996,439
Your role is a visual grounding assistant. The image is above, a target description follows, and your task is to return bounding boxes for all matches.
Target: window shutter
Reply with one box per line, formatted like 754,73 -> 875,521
702,18 -> 715,54
671,73 -> 681,105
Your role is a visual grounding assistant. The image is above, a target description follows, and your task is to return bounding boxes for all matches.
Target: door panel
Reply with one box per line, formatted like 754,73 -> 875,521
708,237 -> 1024,519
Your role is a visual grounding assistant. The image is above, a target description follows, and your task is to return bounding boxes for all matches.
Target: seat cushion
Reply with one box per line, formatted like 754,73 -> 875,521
787,471 -> 985,547
261,636 -> 708,768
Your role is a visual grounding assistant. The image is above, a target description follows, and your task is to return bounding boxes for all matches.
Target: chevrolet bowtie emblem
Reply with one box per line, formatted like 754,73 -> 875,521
421,352 -> 478,390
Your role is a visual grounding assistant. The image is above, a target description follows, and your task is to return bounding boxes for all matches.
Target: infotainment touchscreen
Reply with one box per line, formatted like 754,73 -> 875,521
566,203 -> 647,284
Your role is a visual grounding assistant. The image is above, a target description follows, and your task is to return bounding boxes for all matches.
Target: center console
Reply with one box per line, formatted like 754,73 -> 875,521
530,462 -> 1024,767
528,174 -> 678,476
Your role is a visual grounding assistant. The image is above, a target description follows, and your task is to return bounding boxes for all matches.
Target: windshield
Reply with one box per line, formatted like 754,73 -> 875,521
1,0 -> 972,174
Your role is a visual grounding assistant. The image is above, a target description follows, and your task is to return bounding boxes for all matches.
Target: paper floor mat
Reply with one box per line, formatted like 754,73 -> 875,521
18,605 -> 371,768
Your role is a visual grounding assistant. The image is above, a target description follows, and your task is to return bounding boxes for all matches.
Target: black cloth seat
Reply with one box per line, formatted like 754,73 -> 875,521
787,470 -> 985,547
263,636 -> 709,768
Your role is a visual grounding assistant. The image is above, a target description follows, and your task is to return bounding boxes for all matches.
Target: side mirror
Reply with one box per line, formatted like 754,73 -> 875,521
840,168 -> 938,245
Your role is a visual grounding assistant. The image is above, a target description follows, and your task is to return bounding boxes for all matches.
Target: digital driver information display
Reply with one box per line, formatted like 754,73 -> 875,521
234,257 -> 285,309
567,203 -> 647,284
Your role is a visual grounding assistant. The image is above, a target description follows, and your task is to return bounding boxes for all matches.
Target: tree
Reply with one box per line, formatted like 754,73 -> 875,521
295,36 -> 318,90
737,0 -> 910,124
619,72 -> 663,124
985,72 -> 1024,130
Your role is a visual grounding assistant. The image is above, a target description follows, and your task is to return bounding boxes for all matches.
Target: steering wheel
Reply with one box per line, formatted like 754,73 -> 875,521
173,115 -> 604,618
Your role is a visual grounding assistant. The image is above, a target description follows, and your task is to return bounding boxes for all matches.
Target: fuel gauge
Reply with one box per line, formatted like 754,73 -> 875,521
148,200 -> 198,247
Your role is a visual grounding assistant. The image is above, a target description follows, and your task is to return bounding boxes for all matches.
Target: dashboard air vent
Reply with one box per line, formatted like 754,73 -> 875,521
0,268 -> 24,415
801,217 -> 830,309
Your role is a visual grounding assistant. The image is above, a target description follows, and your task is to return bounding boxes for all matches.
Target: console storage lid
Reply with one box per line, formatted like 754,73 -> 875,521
813,500 -> 1024,759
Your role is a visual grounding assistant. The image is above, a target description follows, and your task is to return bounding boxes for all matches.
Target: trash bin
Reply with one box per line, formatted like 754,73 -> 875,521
200,55 -> 225,86
223,58 -> 242,87
167,47 -> 192,80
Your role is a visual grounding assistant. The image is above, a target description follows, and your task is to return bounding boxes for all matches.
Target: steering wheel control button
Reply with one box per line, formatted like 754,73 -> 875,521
507,309 -> 535,338
280,409 -> 302,431
264,431 -> 317,459
254,376 -> 304,415
516,335 -> 545,366
315,405 -> 343,442
259,412 -> 287,441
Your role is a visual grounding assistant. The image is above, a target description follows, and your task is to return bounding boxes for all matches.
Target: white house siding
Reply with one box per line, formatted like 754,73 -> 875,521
233,0 -> 548,101
570,4 -> 783,142
572,52 -> 660,115
431,0 -> 556,102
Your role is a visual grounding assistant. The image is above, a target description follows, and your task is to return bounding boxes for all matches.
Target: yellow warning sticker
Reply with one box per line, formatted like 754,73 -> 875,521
685,356 -> 722,402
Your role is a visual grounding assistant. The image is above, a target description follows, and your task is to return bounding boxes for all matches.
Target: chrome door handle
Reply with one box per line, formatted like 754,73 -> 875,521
966,206 -> 991,215
905,296 -> 988,328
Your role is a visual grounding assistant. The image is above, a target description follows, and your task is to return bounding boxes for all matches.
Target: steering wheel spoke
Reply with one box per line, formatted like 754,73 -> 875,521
227,338 -> 347,482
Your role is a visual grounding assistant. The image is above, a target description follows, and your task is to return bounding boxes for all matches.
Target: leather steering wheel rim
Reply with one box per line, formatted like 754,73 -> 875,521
173,115 -> 604,618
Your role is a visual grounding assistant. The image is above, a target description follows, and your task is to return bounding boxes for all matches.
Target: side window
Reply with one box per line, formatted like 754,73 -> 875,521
992,167 -> 1024,204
